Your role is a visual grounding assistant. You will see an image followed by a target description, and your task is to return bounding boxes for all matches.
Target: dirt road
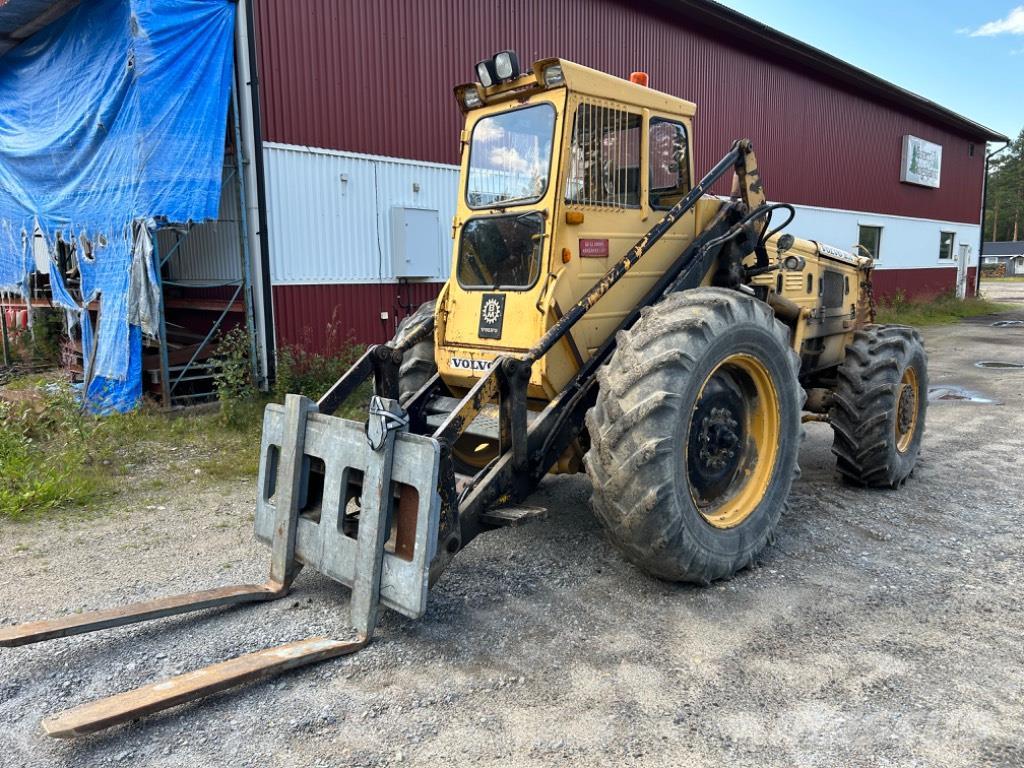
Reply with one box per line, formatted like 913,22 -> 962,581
2,289 -> 1023,767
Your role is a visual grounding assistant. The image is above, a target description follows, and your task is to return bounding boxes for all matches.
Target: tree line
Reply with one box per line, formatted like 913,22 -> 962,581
985,128 -> 1024,243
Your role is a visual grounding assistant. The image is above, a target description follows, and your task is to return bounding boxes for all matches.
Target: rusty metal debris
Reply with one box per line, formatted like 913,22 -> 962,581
0,584 -> 283,648
42,637 -> 366,738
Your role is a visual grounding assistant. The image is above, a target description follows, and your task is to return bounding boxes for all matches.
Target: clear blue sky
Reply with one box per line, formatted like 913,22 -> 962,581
716,0 -> 1024,144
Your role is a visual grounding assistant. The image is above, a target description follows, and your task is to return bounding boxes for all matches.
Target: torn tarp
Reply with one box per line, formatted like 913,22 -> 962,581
0,0 -> 236,411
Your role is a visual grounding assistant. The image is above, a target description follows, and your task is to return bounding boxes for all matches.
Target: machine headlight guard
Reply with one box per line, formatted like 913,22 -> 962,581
542,63 -> 565,87
461,87 -> 483,109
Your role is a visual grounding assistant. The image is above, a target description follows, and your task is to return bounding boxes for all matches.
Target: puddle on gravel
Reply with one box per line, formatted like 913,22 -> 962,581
975,360 -> 1024,369
991,320 -> 1024,327
927,385 -> 997,404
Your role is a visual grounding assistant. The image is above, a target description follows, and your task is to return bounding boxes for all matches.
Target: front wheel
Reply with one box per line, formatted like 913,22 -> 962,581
584,288 -> 803,584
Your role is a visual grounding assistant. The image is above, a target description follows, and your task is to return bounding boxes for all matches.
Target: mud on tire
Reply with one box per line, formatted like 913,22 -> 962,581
584,288 -> 803,584
829,324 -> 927,488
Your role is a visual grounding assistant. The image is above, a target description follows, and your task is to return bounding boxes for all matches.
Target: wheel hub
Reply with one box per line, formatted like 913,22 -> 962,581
687,377 -> 747,502
897,385 -> 914,434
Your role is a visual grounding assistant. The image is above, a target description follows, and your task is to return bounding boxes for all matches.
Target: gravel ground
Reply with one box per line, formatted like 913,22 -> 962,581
2,287 -> 1024,767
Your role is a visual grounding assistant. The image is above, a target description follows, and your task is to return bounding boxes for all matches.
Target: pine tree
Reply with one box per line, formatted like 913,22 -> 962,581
984,129 -> 1024,242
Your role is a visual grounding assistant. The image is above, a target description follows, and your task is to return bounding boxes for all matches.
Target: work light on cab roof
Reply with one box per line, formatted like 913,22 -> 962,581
459,50 -> 570,111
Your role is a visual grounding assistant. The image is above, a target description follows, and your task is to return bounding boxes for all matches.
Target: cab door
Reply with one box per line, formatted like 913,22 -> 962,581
549,99 -> 697,386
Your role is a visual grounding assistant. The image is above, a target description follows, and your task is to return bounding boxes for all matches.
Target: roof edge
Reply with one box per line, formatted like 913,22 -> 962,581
650,0 -> 1008,143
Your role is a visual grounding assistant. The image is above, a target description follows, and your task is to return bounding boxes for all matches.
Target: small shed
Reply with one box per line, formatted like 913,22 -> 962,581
982,242 -> 1024,277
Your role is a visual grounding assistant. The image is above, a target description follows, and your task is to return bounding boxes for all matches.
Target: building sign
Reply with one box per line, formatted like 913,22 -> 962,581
900,135 -> 942,188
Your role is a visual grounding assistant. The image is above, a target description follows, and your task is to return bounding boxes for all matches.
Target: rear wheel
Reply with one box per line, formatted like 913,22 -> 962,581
829,325 -> 927,488
585,288 -> 803,584
394,300 -> 437,403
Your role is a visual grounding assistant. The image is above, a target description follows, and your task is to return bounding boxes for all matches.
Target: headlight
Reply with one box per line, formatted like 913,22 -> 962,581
475,59 -> 494,88
542,63 -> 564,87
493,50 -> 519,81
461,87 -> 482,109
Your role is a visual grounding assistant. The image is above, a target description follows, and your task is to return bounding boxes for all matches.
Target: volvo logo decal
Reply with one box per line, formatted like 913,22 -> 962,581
450,356 -> 495,372
478,293 -> 505,339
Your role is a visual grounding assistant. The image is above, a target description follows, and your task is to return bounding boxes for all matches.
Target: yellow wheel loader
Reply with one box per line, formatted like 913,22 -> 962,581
1,52 -> 928,736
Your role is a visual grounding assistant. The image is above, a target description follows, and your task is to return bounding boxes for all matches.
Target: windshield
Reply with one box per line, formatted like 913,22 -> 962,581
466,104 -> 555,208
457,212 -> 545,289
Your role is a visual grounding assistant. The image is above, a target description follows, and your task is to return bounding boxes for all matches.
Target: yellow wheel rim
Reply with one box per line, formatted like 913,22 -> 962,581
685,353 -> 781,530
453,437 -> 499,470
895,366 -> 920,454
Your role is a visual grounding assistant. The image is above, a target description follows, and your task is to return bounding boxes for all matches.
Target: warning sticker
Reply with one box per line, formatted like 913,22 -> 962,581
579,238 -> 610,258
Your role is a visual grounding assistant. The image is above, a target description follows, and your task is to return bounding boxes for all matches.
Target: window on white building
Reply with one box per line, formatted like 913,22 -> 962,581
938,231 -> 955,260
858,225 -> 882,261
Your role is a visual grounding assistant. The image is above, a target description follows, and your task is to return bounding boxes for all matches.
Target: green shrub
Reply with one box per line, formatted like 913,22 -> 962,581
211,327 -> 258,428
272,315 -> 368,417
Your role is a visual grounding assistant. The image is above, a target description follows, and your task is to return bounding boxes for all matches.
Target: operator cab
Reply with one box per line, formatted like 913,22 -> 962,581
439,53 -> 702,399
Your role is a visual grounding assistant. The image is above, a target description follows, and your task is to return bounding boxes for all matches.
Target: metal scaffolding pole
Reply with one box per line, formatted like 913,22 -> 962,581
152,228 -> 172,408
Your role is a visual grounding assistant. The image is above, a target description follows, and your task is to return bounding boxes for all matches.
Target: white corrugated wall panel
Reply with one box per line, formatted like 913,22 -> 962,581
161,165 -> 244,283
786,203 -> 981,269
264,142 -> 458,284
263,142 -> 978,286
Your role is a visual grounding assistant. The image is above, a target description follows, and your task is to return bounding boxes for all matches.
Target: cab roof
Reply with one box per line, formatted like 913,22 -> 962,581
455,57 -> 697,119
546,58 -> 697,118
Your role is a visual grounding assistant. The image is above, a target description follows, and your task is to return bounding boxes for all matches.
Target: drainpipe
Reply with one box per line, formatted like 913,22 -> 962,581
977,140 -> 1010,297
235,0 -> 276,386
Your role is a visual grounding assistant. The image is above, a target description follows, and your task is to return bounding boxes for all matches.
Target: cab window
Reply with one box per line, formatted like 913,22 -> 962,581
457,212 -> 544,290
649,119 -> 691,209
564,104 -> 641,208
466,104 -> 556,209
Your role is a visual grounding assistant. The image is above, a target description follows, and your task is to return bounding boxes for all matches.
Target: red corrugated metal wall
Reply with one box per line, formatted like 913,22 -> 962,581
272,269 -> 973,349
273,282 -> 443,348
253,0 -> 986,224
871,266 -> 977,301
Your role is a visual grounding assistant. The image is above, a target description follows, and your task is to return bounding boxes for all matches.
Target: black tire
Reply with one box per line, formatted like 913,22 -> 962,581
829,324 -> 927,488
584,288 -> 803,584
390,300 -> 492,473
393,300 -> 437,403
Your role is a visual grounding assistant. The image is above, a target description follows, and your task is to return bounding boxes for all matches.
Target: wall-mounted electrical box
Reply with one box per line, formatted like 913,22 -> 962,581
390,207 -> 440,278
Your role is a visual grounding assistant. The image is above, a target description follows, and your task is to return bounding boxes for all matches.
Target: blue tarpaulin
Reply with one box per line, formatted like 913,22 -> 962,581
0,0 -> 236,411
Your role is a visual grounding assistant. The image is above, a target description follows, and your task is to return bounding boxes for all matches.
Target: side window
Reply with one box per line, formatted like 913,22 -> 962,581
858,225 -> 882,261
938,231 -> 955,260
649,119 -> 691,209
564,104 -> 641,208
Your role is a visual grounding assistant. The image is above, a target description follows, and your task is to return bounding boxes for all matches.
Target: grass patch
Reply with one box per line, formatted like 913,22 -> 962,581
874,292 -> 1014,326
0,350 -> 373,521
0,378 -> 265,520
